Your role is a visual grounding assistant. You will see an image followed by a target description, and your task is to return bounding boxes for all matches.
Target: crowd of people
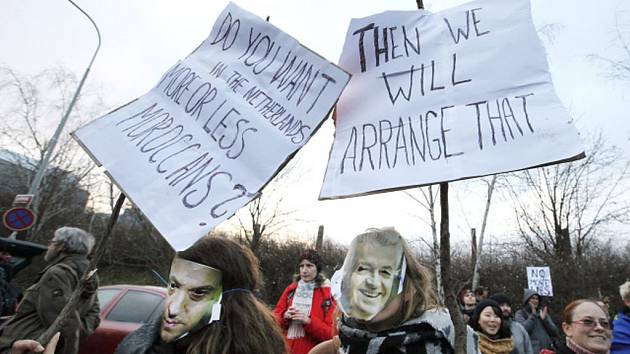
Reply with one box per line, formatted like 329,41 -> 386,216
0,225 -> 628,354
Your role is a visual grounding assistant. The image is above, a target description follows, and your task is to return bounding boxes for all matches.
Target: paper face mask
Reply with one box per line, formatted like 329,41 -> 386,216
160,258 -> 223,342
331,233 -> 406,321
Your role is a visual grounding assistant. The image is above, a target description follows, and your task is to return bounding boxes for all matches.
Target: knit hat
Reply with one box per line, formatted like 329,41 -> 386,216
298,249 -> 321,273
469,299 -> 512,339
471,299 -> 502,323
489,293 -> 511,307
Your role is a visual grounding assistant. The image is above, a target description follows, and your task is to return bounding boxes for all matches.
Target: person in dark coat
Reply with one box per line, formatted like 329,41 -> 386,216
514,289 -> 559,353
0,227 -> 100,354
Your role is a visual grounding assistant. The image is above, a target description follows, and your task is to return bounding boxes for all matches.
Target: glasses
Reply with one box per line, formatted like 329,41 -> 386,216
572,318 -> 611,330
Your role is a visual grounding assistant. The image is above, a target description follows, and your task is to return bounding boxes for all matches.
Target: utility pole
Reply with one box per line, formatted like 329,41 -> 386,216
315,225 -> 324,251
9,0 -> 101,239
472,175 -> 497,291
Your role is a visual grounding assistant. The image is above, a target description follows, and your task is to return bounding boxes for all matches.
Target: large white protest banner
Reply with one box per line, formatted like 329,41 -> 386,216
527,266 -> 553,296
73,2 -> 349,250
320,0 -> 584,199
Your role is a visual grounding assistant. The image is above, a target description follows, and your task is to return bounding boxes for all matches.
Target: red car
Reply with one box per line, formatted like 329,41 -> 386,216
79,285 -> 166,354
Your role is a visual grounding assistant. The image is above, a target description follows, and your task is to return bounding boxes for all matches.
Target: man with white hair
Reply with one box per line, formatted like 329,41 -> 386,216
612,280 -> 630,354
0,227 -> 100,354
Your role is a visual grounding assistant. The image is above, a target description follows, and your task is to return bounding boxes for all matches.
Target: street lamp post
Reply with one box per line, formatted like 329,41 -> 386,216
8,0 -> 101,239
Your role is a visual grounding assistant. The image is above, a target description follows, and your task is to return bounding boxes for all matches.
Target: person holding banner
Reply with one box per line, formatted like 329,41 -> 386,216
115,236 -> 287,354
468,299 -> 516,354
0,227 -> 100,354
274,250 -> 335,354
514,290 -> 560,354
309,228 -> 479,354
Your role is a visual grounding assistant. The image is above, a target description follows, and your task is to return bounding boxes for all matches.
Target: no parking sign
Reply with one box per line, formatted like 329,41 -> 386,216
2,207 -> 36,232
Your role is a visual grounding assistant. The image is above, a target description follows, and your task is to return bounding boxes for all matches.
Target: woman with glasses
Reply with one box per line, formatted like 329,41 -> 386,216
544,299 -> 612,354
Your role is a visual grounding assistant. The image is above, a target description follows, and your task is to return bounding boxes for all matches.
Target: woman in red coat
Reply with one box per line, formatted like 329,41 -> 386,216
274,250 -> 336,354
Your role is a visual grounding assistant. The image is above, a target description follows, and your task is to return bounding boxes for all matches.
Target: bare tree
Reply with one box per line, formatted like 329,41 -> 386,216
235,160 -> 302,252
405,185 -> 444,304
590,16 -> 630,80
506,135 -> 630,262
471,175 -> 497,291
0,66 -> 105,240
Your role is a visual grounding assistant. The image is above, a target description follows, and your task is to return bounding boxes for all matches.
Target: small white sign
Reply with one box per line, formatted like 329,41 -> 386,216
12,194 -> 34,207
527,266 -> 553,296
320,0 -> 584,199
73,2 -> 349,250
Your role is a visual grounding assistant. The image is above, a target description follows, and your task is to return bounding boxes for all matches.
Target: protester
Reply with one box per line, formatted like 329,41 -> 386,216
274,249 -> 335,354
309,227 -> 479,354
459,286 -> 478,323
514,290 -> 559,353
488,293 -> 533,354
469,299 -> 514,354
595,298 -> 610,321
115,236 -> 287,354
541,299 -> 612,354
0,227 -> 100,354
612,281 -> 630,354
475,287 -> 490,302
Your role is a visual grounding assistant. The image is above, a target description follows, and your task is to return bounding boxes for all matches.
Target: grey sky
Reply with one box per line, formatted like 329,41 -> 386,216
1,0 -> 628,245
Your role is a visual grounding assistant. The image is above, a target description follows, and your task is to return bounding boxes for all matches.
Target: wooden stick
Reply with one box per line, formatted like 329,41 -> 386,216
438,182 -> 467,353
34,193 -> 126,347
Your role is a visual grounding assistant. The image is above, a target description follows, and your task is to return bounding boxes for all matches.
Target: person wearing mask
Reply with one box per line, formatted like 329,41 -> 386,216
115,236 -> 287,354
489,293 -> 533,354
274,250 -> 335,354
514,290 -> 559,353
541,299 -> 612,354
469,299 -> 514,354
612,281 -> 630,354
309,227 -> 480,354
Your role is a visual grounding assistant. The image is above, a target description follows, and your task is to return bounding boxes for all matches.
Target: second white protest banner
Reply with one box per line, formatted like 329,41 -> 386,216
320,0 -> 584,199
527,266 -> 554,297
74,2 -> 350,250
